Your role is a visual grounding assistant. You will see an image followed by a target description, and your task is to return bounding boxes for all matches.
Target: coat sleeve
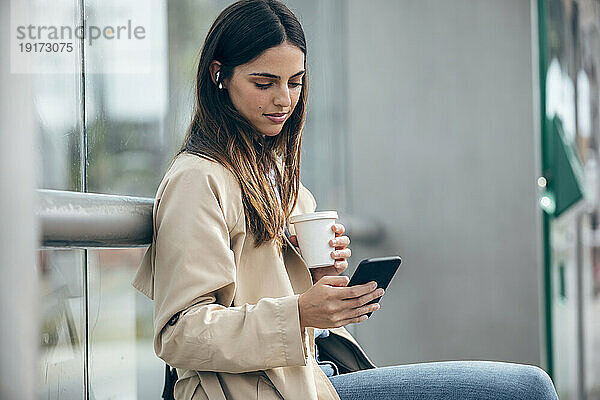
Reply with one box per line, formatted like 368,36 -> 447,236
152,164 -> 309,373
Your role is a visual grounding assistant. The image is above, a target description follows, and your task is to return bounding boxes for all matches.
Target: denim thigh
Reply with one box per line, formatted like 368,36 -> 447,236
328,361 -> 558,400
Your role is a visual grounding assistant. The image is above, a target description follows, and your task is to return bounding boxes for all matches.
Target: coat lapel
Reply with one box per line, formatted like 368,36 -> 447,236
281,181 -> 317,295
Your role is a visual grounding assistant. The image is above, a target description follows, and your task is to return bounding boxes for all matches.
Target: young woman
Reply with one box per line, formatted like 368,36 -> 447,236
133,1 -> 560,399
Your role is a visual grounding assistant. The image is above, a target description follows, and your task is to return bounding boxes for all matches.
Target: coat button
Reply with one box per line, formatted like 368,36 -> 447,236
168,312 -> 180,326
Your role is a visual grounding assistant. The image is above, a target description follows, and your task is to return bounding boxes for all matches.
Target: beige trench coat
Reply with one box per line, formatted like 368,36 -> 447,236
132,152 -> 377,400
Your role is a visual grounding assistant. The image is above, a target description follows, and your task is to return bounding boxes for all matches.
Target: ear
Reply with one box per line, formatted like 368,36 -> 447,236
209,60 -> 223,87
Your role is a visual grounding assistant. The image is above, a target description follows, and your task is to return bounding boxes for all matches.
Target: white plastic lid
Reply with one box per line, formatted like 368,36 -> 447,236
289,211 -> 338,224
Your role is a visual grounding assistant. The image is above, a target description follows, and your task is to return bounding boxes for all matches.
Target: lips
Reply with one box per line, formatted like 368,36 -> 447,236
264,112 -> 288,123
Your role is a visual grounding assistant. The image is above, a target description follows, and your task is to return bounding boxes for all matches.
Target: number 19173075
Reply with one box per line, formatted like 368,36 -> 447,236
19,42 -> 73,52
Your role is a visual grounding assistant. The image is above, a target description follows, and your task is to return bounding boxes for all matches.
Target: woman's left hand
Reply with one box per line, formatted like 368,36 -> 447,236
290,223 -> 350,284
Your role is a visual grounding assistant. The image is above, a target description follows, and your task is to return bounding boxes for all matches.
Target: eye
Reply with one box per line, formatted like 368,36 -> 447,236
255,83 -> 272,90
254,82 -> 303,90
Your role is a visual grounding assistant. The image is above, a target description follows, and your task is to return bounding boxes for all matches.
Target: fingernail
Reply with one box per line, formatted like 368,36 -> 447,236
330,239 -> 337,246
371,282 -> 377,289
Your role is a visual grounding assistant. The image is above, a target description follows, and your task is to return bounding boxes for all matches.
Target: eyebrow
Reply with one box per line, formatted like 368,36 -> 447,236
248,70 -> 305,79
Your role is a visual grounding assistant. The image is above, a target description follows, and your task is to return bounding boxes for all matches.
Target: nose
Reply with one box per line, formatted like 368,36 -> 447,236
274,85 -> 291,108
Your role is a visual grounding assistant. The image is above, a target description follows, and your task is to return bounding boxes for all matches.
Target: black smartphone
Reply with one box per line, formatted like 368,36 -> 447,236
347,256 -> 402,317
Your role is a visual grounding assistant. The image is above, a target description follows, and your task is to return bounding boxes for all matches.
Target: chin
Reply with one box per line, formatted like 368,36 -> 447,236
262,129 -> 282,137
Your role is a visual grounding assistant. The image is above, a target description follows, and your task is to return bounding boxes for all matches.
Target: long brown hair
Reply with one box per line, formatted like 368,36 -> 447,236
175,0 -> 308,255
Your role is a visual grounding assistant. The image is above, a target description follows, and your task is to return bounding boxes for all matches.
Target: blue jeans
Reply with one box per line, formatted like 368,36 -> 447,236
328,361 -> 559,400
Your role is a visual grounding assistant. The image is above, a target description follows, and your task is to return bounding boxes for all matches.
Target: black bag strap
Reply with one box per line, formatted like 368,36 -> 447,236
162,363 -> 178,400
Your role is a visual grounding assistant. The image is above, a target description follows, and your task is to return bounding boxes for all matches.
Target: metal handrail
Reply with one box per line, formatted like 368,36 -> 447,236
38,189 -> 154,248
37,189 -> 385,248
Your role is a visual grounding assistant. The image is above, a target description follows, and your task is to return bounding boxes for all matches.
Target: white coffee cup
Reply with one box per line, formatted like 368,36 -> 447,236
288,211 -> 338,268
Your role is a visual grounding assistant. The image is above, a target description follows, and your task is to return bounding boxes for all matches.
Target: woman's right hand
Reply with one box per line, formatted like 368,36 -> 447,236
298,275 -> 384,330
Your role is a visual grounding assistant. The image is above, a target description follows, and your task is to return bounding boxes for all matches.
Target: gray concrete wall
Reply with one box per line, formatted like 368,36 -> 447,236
345,0 -> 544,367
